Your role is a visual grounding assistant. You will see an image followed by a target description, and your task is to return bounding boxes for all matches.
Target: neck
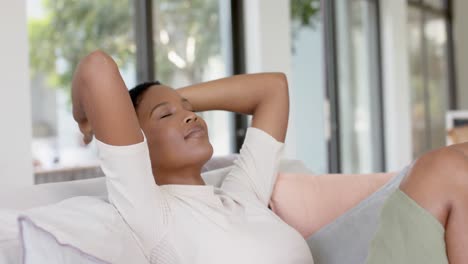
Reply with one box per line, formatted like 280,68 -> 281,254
153,166 -> 205,186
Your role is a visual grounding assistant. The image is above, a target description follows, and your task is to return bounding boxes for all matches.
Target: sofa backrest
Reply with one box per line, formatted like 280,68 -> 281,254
0,157 -> 312,210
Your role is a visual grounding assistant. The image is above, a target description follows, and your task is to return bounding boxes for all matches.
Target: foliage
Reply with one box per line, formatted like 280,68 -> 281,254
28,0 -> 221,93
154,0 -> 221,84
290,0 -> 321,53
29,0 -> 134,91
290,0 -> 321,28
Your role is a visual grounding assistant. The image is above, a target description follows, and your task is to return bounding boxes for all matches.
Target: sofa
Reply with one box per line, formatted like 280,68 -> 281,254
0,156 -> 406,264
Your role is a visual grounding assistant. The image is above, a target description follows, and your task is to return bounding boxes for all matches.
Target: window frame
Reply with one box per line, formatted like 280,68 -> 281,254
323,0 -> 386,173
407,0 -> 457,156
407,0 -> 456,109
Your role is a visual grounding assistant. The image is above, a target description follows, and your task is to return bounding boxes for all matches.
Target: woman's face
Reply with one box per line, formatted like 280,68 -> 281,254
135,85 -> 213,171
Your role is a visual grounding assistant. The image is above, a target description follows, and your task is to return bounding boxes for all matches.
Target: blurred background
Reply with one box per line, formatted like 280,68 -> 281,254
0,0 -> 467,186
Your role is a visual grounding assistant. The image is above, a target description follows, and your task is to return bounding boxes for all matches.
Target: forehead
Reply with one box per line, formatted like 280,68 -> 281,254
137,85 -> 179,113
140,85 -> 179,105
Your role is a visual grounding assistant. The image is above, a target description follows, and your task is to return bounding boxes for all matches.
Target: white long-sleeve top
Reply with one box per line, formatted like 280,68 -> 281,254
96,127 -> 314,264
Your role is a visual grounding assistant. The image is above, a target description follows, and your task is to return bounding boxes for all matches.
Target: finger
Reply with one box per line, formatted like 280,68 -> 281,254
83,133 -> 93,145
79,125 -> 92,136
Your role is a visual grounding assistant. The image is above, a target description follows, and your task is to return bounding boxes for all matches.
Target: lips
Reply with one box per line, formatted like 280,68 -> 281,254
184,124 -> 205,139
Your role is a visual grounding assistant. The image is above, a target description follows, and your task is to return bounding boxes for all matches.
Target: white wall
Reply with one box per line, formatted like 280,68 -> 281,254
243,0 -> 292,78
243,0 -> 297,159
380,0 -> 413,171
243,0 -> 329,173
0,0 -> 34,187
454,0 -> 468,109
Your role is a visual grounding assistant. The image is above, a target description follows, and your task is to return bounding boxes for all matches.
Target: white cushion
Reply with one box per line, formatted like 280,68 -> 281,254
0,210 -> 21,264
18,196 -> 148,264
20,217 -> 106,264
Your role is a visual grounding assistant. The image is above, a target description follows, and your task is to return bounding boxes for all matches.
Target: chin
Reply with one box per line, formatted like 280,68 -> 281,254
206,144 -> 214,160
185,141 -> 213,167
200,142 -> 214,163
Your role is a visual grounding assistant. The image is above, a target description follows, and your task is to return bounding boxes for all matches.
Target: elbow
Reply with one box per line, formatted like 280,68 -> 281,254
79,50 -> 117,75
84,50 -> 113,65
71,50 -> 118,106
276,72 -> 288,84
258,72 -> 289,115
270,72 -> 288,93
73,50 -> 118,91
272,72 -> 289,101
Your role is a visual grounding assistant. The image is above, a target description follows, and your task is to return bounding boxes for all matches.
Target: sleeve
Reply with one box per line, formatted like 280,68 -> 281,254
95,133 -> 168,257
221,127 -> 285,207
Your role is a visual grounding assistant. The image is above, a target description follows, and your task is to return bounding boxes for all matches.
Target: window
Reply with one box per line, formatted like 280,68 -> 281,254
290,0 -> 384,173
28,0 -> 137,182
407,0 -> 453,157
334,0 -> 384,173
27,0 -> 237,183
153,0 -> 235,155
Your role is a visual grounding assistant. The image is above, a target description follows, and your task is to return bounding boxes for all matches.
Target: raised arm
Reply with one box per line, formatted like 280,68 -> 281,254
177,73 -> 289,142
72,50 -> 142,146
72,51 -> 166,257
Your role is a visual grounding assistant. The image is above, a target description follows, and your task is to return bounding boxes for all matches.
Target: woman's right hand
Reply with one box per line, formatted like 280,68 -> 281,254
78,118 -> 94,145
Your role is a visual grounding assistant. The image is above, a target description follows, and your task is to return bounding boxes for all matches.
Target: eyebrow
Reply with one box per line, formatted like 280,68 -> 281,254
149,98 -> 191,118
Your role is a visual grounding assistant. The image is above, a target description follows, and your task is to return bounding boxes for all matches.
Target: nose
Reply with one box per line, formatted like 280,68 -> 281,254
184,112 -> 198,123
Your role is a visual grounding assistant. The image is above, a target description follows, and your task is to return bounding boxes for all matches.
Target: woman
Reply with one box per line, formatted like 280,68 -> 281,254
72,50 -> 313,264
72,50 -> 468,264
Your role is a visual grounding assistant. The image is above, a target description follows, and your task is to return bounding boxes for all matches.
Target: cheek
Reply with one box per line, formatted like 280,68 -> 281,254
151,124 -> 184,153
148,123 -> 193,164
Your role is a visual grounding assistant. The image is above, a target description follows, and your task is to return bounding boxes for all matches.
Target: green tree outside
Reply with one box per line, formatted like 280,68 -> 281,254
28,0 -> 222,96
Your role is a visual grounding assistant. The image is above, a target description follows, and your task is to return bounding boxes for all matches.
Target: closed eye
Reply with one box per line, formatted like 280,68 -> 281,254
160,113 -> 172,119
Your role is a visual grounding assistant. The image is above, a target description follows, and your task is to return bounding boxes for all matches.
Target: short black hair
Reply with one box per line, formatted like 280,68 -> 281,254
129,81 -> 161,109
